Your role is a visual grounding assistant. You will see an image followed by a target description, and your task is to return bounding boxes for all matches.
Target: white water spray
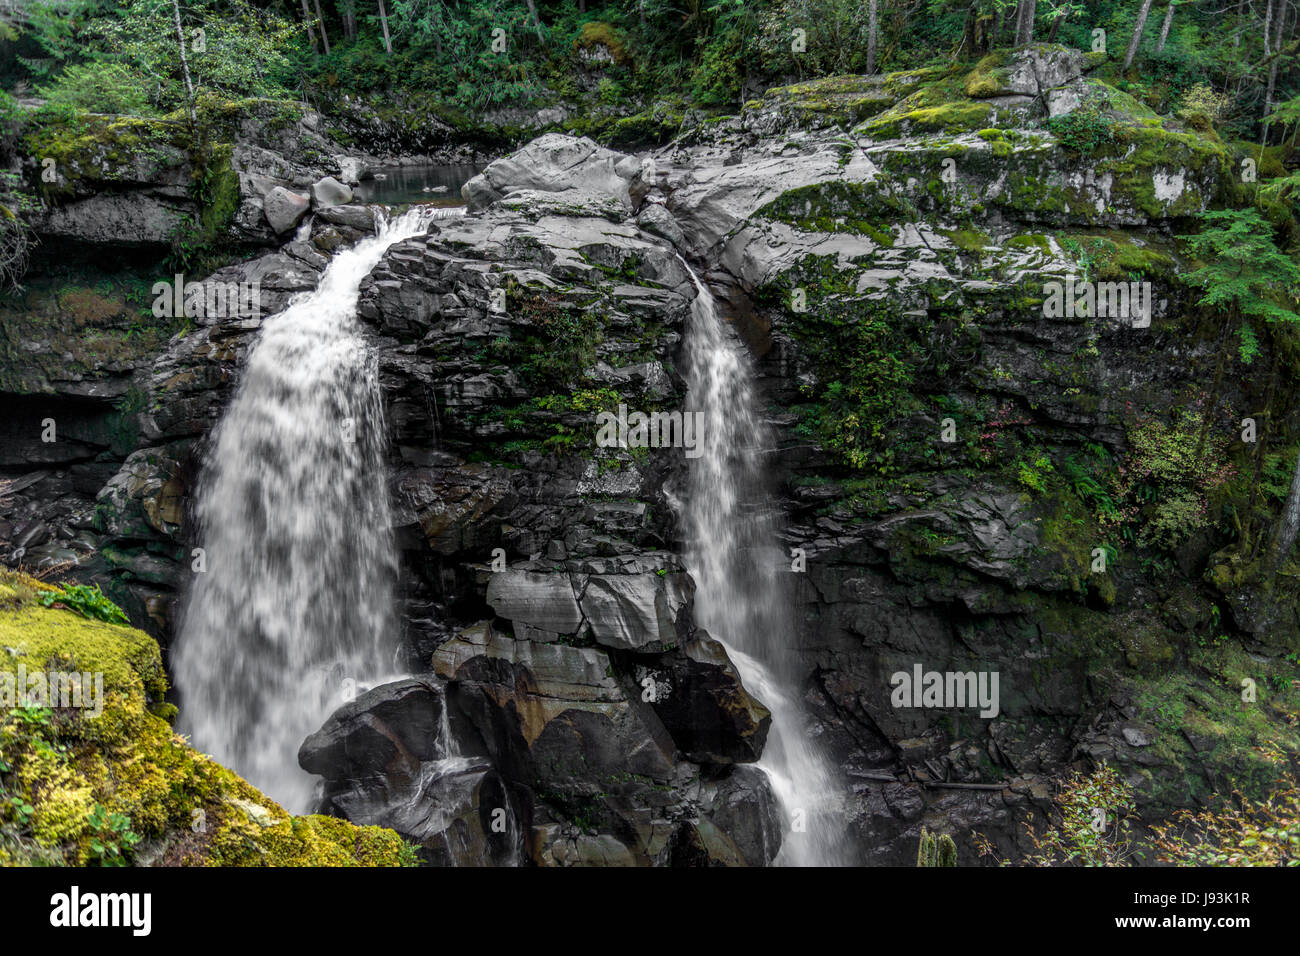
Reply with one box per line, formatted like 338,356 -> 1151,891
678,263 -> 848,866
175,206 -> 459,811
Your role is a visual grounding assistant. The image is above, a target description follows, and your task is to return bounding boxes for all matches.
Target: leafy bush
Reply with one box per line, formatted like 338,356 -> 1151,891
1047,107 -> 1117,154
1017,453 -> 1054,495
1152,787 -> 1300,866
38,583 -> 129,625
1106,408 -> 1235,550
86,803 -> 141,866
977,766 -> 1139,866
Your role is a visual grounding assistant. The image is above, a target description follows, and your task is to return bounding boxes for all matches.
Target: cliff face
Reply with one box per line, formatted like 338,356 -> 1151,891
3,46 -> 1298,865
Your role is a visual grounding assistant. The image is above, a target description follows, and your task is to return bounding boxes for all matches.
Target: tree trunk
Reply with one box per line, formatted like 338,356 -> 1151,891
341,0 -> 356,41
1123,0 -> 1156,69
1155,1 -> 1174,53
523,0 -> 545,41
377,0 -> 392,54
1014,0 -> 1036,46
1263,0 -> 1284,128
171,0 -> 197,127
1274,444 -> 1300,564
314,0 -> 330,54
867,0 -> 879,74
1048,9 -> 1069,43
299,0 -> 318,53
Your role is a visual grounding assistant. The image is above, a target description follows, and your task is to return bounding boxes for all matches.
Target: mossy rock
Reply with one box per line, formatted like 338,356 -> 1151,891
575,22 -> 631,67
963,52 -> 1011,98
1056,231 -> 1177,281
751,75 -> 897,129
754,180 -> 911,244
0,570 -> 417,867
861,93 -> 995,140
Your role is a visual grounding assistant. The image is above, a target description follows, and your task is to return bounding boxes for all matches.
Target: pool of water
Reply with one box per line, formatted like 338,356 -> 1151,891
352,163 -> 485,207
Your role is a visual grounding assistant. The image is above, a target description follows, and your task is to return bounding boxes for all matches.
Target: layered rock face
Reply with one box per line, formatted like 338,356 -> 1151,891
5,46 -> 1299,865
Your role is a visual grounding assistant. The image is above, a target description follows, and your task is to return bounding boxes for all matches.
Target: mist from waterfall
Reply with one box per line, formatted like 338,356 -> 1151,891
174,206 -> 457,811
678,262 -> 849,866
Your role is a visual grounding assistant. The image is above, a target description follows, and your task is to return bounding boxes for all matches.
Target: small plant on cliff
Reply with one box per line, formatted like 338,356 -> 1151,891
85,803 -> 141,867
38,583 -> 129,626
1106,406 -> 1235,551
1047,107 -> 1117,154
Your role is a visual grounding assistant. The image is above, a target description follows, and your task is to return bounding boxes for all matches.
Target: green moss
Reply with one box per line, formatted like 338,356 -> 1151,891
881,65 -> 957,99
1056,231 -> 1177,280
963,52 -> 1010,98
862,96 -> 994,140
753,75 -> 896,128
575,21 -> 631,66
939,227 -> 991,253
1005,234 -> 1053,254
755,180 -> 910,244
0,570 -> 416,867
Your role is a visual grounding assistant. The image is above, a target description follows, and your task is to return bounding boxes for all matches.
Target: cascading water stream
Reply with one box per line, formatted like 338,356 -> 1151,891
175,206 -> 460,812
677,262 -> 848,866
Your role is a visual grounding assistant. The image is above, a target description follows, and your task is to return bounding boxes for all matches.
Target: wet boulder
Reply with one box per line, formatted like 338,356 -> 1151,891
298,677 -> 446,783
649,631 -> 772,764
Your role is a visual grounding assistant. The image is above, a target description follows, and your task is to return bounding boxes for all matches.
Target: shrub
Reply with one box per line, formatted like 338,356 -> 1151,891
1152,787 -> 1300,866
976,766 -> 1139,866
1047,107 -> 1117,154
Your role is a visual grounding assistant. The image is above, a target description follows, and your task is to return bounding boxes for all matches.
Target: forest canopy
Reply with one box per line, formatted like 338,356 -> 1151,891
0,1 -> 1295,139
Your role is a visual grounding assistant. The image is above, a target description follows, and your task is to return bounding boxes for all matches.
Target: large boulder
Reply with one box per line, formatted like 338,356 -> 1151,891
650,631 -> 772,763
298,677 -> 447,782
432,622 -> 678,789
300,677 -> 526,866
263,186 -> 311,234
310,175 -> 353,208
577,570 -> 693,652
462,134 -> 635,215
689,765 -> 784,866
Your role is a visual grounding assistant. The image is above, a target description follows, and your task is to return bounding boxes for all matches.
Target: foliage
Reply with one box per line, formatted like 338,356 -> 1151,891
38,582 -> 130,625
1016,452 -> 1054,495
1151,787 -> 1300,866
1047,106 -> 1117,154
37,60 -> 151,114
976,765 -> 1140,866
1180,209 -> 1300,328
1107,407 -> 1235,551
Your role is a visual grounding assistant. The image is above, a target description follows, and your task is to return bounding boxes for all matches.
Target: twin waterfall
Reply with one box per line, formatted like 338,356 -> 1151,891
175,208 -> 447,812
175,205 -> 845,863
679,265 -> 847,867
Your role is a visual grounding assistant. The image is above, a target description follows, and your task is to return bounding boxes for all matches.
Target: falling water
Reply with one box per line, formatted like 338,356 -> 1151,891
175,206 -> 459,811
678,263 -> 847,866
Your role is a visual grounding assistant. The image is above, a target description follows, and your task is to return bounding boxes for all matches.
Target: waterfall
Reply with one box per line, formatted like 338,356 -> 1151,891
678,263 -> 848,866
174,206 -> 458,811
